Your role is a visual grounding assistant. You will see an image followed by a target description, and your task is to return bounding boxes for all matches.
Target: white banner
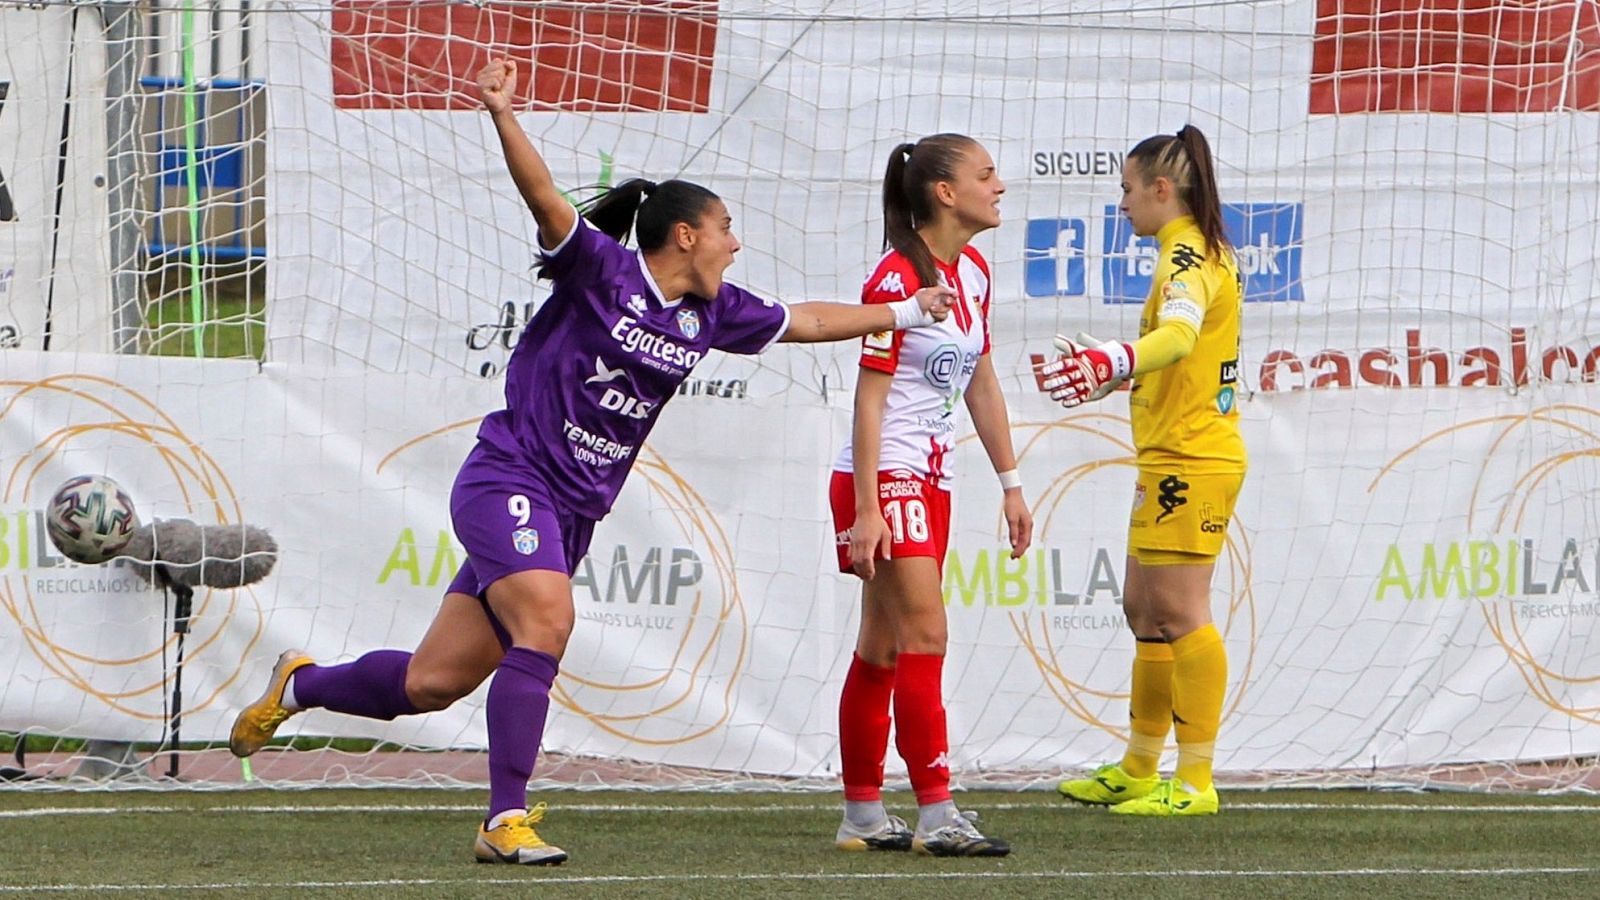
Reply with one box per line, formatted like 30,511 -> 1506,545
0,6 -> 112,353
263,0 -> 1600,392
1,349 -> 1596,777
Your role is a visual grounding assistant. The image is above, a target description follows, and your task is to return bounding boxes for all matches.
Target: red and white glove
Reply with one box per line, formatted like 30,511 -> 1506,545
1039,332 -> 1134,408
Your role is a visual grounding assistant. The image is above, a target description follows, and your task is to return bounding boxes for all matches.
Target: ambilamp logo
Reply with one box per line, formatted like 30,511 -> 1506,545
1368,406 -> 1600,723
0,374 -> 258,721
943,544 -> 1124,610
1375,537 -> 1596,602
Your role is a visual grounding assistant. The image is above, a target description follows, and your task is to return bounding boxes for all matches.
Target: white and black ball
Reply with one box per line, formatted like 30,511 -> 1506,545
45,475 -> 140,564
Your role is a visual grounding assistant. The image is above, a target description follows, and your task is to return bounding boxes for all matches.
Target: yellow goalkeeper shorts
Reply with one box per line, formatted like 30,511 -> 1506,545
1127,469 -> 1243,562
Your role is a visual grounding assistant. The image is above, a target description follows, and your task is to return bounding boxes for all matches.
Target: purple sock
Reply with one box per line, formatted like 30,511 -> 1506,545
486,647 -> 559,820
291,650 -> 419,721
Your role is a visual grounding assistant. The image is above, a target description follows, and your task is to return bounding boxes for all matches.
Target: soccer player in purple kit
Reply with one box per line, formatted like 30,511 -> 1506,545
227,58 -> 954,866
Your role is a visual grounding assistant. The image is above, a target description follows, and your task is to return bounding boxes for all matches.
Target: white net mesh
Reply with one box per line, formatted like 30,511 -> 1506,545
1,0 -> 1598,793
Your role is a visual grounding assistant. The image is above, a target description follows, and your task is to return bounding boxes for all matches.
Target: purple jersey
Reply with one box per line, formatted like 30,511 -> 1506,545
475,217 -> 791,518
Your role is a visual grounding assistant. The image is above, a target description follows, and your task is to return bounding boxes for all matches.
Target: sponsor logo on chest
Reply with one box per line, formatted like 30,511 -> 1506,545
609,314 -> 704,372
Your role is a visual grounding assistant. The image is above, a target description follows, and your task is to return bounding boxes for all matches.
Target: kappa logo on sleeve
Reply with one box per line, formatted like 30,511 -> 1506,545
874,270 -> 907,297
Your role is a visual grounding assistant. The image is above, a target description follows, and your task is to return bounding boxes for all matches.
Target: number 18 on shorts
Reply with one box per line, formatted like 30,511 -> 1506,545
828,469 -> 952,573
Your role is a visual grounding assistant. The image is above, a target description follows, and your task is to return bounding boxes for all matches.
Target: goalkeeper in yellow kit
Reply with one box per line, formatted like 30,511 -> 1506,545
1038,125 -> 1245,816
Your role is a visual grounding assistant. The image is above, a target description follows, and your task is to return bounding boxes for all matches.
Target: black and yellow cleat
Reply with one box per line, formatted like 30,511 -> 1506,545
228,649 -> 313,758
835,814 -> 913,852
912,810 -> 1010,858
1110,778 -> 1220,817
1058,762 -> 1162,806
474,804 -> 568,865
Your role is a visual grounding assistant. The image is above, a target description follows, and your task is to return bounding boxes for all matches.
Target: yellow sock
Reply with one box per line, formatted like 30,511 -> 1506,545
1171,623 -> 1227,791
1119,638 -> 1173,779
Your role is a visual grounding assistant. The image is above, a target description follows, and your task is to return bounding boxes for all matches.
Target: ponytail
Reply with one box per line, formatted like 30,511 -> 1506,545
882,143 -> 937,288
539,177 -> 720,278
1175,125 -> 1230,261
1128,125 -> 1232,261
881,133 -> 980,290
579,177 -> 655,245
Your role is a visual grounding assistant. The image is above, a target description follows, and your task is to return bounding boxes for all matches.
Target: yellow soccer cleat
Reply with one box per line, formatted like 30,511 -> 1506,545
1109,778 -> 1219,817
229,649 -> 313,758
474,804 -> 568,865
1058,763 -> 1161,806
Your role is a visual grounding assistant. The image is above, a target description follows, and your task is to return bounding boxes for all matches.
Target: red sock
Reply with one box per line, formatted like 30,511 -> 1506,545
839,653 -> 896,801
893,652 -> 951,806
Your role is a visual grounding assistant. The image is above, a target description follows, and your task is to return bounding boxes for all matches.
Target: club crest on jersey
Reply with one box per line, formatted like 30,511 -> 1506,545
1132,482 -> 1147,514
676,308 -> 701,339
512,528 -> 540,556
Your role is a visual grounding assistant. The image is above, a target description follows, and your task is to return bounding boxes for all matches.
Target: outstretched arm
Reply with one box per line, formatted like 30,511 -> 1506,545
1040,317 -> 1200,408
478,59 -> 576,250
779,286 -> 952,343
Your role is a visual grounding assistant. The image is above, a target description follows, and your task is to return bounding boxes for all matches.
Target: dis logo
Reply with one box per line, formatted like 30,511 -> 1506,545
1370,404 -> 1600,725
954,413 -> 1257,743
380,421 -> 746,746
0,373 -> 263,721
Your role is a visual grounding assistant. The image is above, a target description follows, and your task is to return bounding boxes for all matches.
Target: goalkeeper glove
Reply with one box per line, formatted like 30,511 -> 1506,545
1040,332 -> 1133,408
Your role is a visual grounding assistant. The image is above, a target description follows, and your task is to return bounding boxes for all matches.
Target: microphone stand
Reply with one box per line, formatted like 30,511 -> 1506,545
152,563 -> 194,779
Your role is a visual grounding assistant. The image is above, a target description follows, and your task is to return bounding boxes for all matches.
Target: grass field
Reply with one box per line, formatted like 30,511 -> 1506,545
1,788 -> 1596,898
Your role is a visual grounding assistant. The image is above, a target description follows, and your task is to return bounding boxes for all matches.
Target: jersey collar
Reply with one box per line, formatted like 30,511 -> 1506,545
636,250 -> 687,309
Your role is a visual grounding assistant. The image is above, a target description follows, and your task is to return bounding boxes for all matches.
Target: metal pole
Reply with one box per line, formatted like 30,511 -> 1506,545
102,1 -> 146,353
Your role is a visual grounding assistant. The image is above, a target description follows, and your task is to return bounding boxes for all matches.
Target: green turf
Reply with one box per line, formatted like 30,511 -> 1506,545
1,788 -> 1596,898
142,291 -> 265,360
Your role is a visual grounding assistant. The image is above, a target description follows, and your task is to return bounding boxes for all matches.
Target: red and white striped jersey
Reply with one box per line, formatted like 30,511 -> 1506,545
832,246 -> 992,486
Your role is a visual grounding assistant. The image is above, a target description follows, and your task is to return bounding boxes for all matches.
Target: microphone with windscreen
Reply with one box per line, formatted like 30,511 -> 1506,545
117,519 -> 278,588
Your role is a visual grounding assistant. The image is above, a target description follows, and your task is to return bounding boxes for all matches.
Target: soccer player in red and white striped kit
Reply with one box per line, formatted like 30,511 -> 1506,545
829,134 -> 1033,857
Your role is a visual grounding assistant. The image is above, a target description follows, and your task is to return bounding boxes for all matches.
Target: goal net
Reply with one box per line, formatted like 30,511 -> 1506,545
1,0 -> 1598,793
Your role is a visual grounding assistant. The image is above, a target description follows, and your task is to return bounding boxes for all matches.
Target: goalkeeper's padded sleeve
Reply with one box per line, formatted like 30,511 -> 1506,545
1128,316 -> 1200,377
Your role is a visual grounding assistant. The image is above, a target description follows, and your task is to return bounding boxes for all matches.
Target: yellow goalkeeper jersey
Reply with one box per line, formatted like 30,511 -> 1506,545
1129,215 -> 1247,474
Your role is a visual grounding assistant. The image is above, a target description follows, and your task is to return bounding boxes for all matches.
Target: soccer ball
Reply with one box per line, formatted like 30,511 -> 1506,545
45,475 -> 140,564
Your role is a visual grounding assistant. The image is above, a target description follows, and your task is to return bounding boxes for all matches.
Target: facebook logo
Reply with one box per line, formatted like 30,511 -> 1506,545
1023,218 -> 1086,297
1101,208 -> 1158,305
1225,203 -> 1302,302
1101,203 -> 1303,304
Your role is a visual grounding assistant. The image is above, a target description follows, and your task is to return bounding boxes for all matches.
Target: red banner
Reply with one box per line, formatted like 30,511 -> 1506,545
330,1 -> 717,112
1311,0 -> 1600,112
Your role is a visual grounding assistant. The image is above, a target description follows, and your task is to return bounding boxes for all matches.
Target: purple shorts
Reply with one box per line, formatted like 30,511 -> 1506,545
445,443 -> 597,596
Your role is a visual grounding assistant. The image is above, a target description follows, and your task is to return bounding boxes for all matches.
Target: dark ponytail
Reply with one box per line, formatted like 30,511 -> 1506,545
543,177 -> 719,278
1128,125 -> 1233,261
881,133 -> 979,289
580,177 -> 655,245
